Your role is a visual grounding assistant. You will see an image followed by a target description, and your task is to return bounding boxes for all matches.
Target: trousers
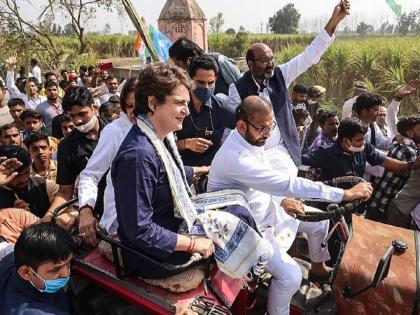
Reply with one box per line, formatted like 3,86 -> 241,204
264,219 -> 330,315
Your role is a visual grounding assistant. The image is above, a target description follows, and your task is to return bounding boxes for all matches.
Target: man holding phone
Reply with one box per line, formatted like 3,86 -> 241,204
175,54 -> 236,167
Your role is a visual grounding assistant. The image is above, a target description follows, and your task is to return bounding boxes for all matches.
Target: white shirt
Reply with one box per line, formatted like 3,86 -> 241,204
31,65 -> 42,84
78,113 -> 133,234
365,120 -> 392,150
385,99 -> 401,139
208,129 -> 344,231
341,96 -> 357,121
228,28 -> 335,154
6,70 -> 46,110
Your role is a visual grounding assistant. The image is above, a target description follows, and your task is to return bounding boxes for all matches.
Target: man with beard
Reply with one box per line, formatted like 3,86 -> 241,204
36,80 -> 63,135
0,144 -> 58,218
367,115 -> 420,223
44,87 -> 106,225
208,96 -> 373,315
306,111 -> 339,181
309,111 -> 339,152
24,133 -> 57,182
228,1 -> 351,176
0,124 -> 22,147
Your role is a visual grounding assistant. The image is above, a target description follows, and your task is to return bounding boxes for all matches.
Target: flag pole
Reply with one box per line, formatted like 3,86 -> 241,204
121,0 -> 159,62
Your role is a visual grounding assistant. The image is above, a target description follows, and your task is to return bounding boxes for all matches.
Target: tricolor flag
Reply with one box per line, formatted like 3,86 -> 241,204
385,0 -> 402,17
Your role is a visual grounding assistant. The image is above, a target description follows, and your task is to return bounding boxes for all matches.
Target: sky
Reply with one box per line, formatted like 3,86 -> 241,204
19,0 -> 420,34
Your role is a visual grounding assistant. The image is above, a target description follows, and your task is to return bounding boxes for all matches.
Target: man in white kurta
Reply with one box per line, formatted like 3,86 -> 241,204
208,96 -> 372,315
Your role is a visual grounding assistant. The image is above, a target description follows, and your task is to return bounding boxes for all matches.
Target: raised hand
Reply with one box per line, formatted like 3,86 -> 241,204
0,157 -> 22,185
395,80 -> 420,100
5,52 -> 18,71
325,0 -> 350,35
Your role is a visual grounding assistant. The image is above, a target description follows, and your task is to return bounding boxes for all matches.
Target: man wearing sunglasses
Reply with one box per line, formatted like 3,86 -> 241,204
228,1 -> 351,177
208,96 -> 373,315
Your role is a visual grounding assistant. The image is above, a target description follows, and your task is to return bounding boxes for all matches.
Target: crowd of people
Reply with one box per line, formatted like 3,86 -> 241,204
0,1 -> 419,314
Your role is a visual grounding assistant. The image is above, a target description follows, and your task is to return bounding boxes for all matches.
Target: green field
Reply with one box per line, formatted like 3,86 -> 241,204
2,33 -> 418,114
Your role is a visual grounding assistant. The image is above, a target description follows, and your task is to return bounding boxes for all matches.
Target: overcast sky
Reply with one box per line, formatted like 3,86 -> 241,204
20,0 -> 420,34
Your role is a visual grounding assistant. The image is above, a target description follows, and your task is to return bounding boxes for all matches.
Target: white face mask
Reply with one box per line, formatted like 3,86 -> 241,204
346,139 -> 365,152
75,115 -> 98,133
307,99 -> 318,105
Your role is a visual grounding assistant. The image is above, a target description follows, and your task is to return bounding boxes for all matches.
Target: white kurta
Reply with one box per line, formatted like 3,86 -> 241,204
78,113 -> 133,234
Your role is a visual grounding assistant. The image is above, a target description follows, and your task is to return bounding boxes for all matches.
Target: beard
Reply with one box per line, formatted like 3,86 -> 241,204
244,128 -> 267,147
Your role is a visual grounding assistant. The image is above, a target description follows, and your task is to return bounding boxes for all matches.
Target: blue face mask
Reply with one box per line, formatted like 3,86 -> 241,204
29,267 -> 70,294
193,86 -> 215,104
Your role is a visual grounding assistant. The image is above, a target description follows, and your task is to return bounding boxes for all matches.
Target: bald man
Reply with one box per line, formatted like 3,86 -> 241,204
208,96 -> 372,315
228,1 -> 351,173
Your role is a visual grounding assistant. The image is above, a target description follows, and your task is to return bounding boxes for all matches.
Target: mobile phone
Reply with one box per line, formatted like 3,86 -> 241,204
99,61 -> 113,71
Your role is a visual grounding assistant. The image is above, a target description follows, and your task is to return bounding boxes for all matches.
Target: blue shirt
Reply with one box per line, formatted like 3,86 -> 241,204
0,253 -> 70,315
302,141 -> 386,180
111,125 -> 194,279
175,95 -> 235,166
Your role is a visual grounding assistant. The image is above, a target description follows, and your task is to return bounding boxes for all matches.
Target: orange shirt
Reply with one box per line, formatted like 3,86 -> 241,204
0,208 -> 38,244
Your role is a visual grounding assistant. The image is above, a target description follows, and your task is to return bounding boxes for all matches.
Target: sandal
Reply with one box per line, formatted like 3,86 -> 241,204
308,268 -> 333,284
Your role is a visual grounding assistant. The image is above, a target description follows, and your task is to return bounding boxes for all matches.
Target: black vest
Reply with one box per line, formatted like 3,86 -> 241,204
234,69 -> 301,166
0,177 -> 51,218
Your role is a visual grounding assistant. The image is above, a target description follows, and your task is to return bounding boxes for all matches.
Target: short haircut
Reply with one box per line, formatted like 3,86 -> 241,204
79,65 -> 87,72
44,72 -> 56,81
62,86 -> 94,111
7,98 -> 25,108
99,102 -> 117,116
338,118 -> 368,141
108,95 -> 120,104
20,109 -> 42,122
44,79 -> 58,90
120,76 -> 138,113
14,222 -> 74,271
0,123 -> 19,133
59,113 -> 72,123
60,69 -> 68,76
28,77 -> 39,86
236,96 -> 272,122
292,108 -> 309,124
318,110 -> 338,125
30,58 -> 38,65
188,54 -> 218,78
354,92 -> 382,115
0,144 -> 32,172
397,115 -> 420,137
24,132 -> 50,149
293,83 -> 308,94
106,75 -> 117,82
134,62 -> 191,116
169,37 -> 203,63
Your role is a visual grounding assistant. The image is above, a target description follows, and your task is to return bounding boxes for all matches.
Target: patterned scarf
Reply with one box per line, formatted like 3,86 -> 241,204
137,115 -> 273,278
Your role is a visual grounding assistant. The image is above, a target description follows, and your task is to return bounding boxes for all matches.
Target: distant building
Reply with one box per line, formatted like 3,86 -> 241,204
158,0 -> 208,51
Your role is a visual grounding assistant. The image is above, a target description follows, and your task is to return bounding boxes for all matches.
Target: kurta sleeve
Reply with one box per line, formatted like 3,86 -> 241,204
112,146 -> 178,258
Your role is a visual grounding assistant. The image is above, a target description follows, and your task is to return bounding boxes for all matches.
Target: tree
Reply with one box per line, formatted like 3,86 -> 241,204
396,10 -> 418,36
268,3 -> 300,34
63,23 -> 76,36
356,22 -> 374,37
238,25 -> 246,34
225,28 -> 236,35
209,12 -> 224,35
103,22 -> 111,35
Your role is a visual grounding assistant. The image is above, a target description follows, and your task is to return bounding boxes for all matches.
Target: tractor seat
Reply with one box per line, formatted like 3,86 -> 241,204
98,239 -> 206,293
